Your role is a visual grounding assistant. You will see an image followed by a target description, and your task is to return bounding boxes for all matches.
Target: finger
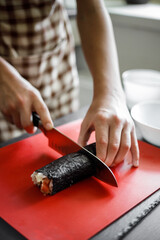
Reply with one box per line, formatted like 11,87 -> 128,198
12,112 -> 23,129
112,126 -> 131,166
105,124 -> 122,166
20,109 -> 32,127
78,122 -> 93,146
1,109 -> 14,124
95,123 -> 109,162
25,125 -> 37,134
130,129 -> 139,167
3,114 -> 14,125
19,106 -> 35,133
33,99 -> 53,131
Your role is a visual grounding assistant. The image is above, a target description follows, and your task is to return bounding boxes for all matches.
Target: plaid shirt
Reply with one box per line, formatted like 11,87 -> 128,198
0,0 -> 79,142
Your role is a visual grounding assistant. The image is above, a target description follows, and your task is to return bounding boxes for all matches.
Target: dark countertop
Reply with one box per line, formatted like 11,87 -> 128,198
0,106 -> 160,240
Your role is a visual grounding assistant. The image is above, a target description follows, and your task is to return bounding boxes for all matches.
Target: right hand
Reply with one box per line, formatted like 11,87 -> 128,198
0,57 -> 53,133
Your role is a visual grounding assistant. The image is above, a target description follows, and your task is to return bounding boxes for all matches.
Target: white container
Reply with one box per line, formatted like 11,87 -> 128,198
122,69 -> 160,109
131,101 -> 160,147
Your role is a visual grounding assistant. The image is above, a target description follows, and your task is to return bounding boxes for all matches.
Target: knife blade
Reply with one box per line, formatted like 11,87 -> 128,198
32,112 -> 118,187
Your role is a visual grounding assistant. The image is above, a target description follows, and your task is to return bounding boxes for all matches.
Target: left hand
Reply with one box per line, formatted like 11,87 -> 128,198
78,95 -> 139,167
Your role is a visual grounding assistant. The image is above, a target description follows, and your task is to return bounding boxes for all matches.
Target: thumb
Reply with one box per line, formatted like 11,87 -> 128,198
33,101 -> 53,131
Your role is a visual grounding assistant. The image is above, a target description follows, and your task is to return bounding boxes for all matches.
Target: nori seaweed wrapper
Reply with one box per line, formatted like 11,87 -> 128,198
34,143 -> 97,195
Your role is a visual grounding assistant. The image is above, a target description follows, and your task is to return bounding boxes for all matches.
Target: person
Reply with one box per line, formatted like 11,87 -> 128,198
0,0 -> 139,167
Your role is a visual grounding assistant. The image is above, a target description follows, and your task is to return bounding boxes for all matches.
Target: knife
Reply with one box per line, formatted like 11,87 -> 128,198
32,112 -> 118,187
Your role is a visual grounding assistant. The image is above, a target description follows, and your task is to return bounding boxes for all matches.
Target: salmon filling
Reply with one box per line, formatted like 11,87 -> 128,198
31,172 -> 53,195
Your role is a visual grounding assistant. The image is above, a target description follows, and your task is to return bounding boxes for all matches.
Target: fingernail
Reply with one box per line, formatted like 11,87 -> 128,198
33,126 -> 37,133
45,123 -> 53,130
133,160 -> 139,167
25,126 -> 37,134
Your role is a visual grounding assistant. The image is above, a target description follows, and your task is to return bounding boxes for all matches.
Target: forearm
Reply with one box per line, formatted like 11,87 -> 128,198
76,0 -> 124,101
0,56 -> 21,86
77,0 -> 139,167
0,56 -> 53,132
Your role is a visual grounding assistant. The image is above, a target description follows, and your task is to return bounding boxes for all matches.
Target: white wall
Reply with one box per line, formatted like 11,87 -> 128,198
71,3 -> 160,74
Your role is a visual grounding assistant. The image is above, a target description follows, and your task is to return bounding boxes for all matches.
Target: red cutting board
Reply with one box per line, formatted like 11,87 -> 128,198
0,119 -> 160,240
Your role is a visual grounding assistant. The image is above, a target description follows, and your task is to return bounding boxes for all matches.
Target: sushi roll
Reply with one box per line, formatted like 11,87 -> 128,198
31,143 -> 97,195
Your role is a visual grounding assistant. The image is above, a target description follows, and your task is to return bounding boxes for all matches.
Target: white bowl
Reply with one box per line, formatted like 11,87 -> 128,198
131,101 -> 160,147
122,69 -> 160,109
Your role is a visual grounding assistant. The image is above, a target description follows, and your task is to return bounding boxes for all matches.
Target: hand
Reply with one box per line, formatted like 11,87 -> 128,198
0,57 -> 53,133
78,95 -> 139,167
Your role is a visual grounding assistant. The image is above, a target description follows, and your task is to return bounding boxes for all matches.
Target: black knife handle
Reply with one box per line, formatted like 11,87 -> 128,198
32,112 -> 40,127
